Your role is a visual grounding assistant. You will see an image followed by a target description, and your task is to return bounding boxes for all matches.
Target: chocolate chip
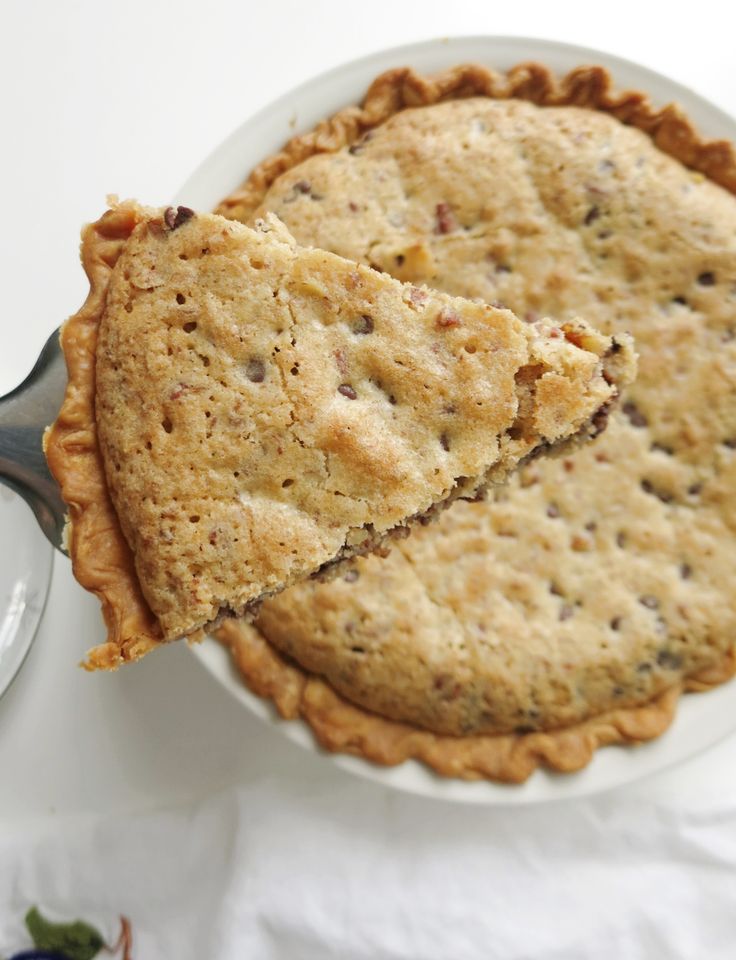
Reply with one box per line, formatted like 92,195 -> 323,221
688,483 -> 702,496
672,295 -> 688,306
656,650 -> 683,670
182,320 -> 197,333
175,207 -> 194,229
641,479 -> 672,503
622,401 -> 648,428
338,384 -> 357,399
352,315 -> 374,335
395,254 -> 405,266
724,438 -> 736,449
610,616 -> 622,630
514,724 -> 536,735
639,595 -> 660,610
176,293 -> 186,305
440,433 -> 450,451
435,202 -> 457,234
584,205 -> 600,225
680,562 -> 692,579
164,206 -> 195,230
283,180 -> 315,203
697,271 -> 716,286
245,359 -> 265,383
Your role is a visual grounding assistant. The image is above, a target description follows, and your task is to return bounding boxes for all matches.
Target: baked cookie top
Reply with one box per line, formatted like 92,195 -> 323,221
227,84 -> 736,739
47,200 -> 630,658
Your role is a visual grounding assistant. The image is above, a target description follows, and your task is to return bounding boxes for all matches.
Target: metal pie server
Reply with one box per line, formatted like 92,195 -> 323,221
0,329 -> 68,553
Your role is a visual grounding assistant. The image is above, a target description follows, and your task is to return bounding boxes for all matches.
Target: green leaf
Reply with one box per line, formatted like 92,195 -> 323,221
25,906 -> 105,960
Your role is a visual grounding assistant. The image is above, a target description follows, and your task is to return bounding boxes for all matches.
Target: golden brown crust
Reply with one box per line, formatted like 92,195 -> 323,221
44,204 -> 163,668
218,618 -> 736,783
215,63 -> 736,224
213,61 -> 736,779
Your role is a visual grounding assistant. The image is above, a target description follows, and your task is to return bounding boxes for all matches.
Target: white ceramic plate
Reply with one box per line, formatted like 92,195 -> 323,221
0,488 -> 53,700
178,36 -> 736,804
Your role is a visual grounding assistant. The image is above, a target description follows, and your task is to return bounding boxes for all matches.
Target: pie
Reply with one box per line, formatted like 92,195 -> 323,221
45,199 -> 630,667
214,63 -> 736,781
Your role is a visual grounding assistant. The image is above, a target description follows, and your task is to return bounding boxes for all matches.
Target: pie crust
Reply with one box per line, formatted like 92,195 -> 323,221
216,63 -> 736,224
45,204 -> 163,668
218,618 -> 736,783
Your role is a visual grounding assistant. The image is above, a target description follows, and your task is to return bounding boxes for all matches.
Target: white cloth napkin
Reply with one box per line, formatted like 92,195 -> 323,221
2,775 -> 736,959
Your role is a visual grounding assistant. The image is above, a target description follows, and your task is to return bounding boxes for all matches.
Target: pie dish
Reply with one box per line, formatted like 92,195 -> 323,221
45,200 -> 629,667
212,59 -> 736,783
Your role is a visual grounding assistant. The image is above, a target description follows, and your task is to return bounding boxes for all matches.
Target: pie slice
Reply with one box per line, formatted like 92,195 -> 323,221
46,200 -> 634,667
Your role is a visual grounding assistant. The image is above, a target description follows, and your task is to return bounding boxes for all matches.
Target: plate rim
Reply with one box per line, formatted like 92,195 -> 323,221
0,492 -> 54,702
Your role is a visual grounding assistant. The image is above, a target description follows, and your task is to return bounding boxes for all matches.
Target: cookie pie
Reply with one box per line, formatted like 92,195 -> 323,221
216,63 -> 736,781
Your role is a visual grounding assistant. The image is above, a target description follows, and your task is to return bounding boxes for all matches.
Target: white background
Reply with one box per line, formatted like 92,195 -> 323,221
2,1 -> 736,952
